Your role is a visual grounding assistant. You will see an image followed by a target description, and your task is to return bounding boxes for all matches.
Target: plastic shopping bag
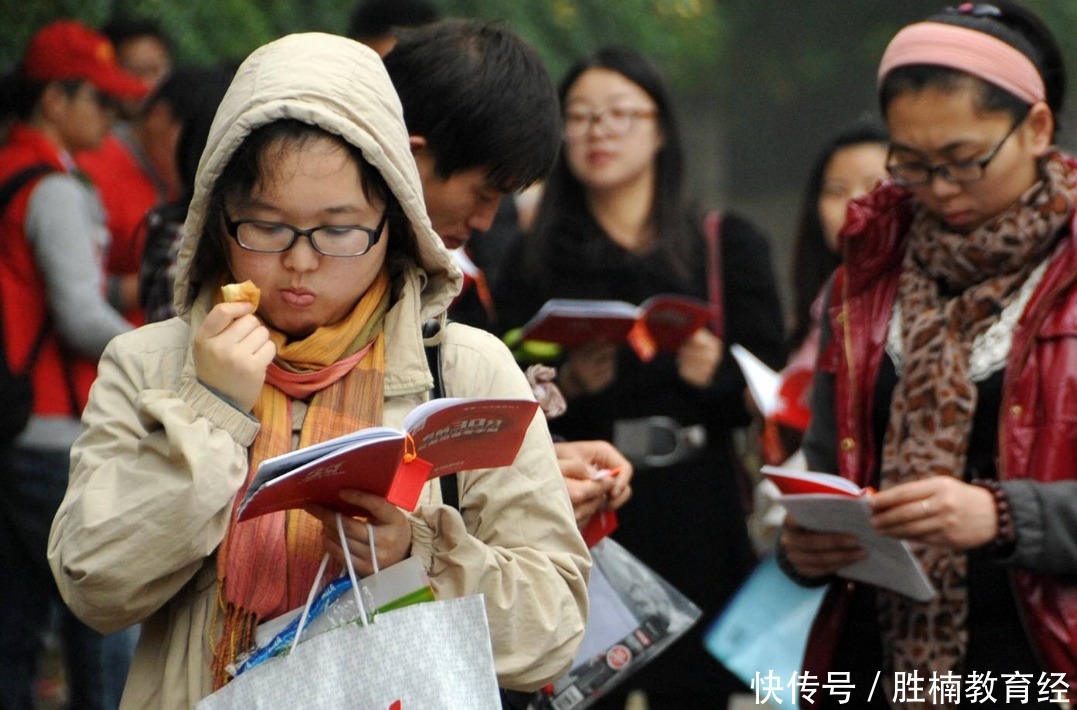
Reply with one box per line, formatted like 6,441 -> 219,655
703,554 -> 826,708
528,537 -> 702,710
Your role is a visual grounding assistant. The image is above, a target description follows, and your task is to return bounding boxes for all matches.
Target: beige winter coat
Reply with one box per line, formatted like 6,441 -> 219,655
48,33 -> 588,709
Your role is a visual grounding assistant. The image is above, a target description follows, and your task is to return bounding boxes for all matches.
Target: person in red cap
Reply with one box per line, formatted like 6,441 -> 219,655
0,18 -> 147,710
77,17 -> 178,327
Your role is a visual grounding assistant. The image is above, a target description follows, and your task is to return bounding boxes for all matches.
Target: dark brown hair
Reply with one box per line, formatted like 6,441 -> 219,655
187,119 -> 412,306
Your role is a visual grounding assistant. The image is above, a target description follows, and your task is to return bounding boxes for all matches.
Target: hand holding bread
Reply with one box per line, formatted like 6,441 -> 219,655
220,280 -> 261,309
193,279 -> 274,411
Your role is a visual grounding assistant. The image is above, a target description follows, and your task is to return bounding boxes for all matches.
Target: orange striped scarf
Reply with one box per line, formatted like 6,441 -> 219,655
211,267 -> 391,687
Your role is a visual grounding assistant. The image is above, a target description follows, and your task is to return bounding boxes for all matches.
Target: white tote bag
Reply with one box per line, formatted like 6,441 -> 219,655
197,515 -> 501,710
197,594 -> 501,710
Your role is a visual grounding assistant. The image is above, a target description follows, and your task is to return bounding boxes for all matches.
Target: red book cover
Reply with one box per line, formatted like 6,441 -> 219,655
581,509 -> 618,548
760,465 -> 866,497
519,295 -> 712,359
237,398 -> 540,521
519,299 -> 638,348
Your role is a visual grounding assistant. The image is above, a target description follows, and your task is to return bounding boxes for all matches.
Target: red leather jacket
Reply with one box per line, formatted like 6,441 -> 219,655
805,168 -> 1077,694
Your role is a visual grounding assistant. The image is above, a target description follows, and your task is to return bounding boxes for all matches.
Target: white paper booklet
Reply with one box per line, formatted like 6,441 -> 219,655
762,465 -> 937,602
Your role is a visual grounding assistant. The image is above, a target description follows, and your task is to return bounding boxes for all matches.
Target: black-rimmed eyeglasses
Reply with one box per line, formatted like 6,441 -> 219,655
563,106 -> 658,140
223,209 -> 387,257
885,119 -> 1023,187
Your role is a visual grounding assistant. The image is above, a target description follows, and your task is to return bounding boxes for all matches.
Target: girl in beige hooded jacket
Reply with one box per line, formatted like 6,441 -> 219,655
47,32 -> 588,709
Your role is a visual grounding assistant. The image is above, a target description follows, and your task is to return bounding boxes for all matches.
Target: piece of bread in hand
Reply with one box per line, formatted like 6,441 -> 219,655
220,280 -> 261,310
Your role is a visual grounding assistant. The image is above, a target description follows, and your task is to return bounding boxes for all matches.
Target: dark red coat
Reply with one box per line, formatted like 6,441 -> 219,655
806,167 -> 1077,697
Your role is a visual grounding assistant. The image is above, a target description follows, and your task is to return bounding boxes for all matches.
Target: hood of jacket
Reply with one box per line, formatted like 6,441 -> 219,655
172,32 -> 460,318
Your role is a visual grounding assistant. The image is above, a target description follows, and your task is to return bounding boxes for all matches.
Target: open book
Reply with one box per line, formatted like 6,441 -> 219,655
518,295 -> 713,361
237,398 -> 540,521
762,465 -> 936,602
730,344 -> 781,417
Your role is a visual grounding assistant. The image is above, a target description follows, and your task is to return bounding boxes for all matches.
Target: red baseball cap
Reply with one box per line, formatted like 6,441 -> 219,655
22,19 -> 149,100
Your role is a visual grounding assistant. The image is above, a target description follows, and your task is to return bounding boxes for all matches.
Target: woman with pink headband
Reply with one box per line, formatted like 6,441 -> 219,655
779,2 -> 1076,708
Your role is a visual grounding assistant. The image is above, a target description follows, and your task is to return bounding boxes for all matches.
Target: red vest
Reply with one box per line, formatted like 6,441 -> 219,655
77,132 -> 163,326
0,125 -> 101,415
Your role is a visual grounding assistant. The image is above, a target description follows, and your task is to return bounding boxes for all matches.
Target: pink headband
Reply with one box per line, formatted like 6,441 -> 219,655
878,22 -> 1045,105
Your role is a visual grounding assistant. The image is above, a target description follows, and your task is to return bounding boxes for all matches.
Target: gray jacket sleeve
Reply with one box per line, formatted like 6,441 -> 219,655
1001,480 -> 1077,574
25,174 -> 131,357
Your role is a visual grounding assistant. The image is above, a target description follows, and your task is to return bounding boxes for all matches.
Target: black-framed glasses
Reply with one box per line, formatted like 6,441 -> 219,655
223,209 -> 387,257
563,106 -> 658,140
885,119 -> 1023,187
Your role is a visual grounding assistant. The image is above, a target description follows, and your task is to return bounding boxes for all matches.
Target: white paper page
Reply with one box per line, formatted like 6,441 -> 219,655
730,343 -> 781,417
777,494 -> 936,601
249,428 -> 402,493
532,298 -> 640,319
250,426 -> 401,490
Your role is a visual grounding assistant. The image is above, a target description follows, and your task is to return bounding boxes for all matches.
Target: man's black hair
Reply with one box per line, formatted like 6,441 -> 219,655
347,0 -> 440,42
102,16 -> 173,53
143,65 -> 231,125
382,18 -> 560,193
151,65 -> 238,195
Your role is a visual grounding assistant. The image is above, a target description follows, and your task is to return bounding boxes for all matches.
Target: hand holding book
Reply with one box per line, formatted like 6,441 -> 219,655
516,295 -> 714,361
237,398 -> 540,521
763,465 -> 936,601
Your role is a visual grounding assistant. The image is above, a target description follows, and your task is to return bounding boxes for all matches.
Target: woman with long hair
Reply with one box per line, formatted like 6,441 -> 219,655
496,46 -> 786,708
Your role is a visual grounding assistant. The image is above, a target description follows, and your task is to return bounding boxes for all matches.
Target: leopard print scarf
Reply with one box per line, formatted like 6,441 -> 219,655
877,151 -> 1076,709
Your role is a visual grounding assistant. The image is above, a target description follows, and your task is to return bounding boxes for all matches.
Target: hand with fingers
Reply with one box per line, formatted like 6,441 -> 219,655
308,490 -> 412,577
676,328 -> 723,388
192,300 -> 275,412
779,513 -> 866,581
869,476 -> 998,550
556,439 -> 634,529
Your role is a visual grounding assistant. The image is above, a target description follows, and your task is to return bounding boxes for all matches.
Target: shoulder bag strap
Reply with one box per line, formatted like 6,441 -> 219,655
424,323 -> 461,511
704,209 -> 725,340
0,163 -> 57,215
0,163 -> 59,378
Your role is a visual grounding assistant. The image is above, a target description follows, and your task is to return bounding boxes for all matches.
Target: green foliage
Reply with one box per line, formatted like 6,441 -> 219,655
0,0 -> 726,86
4,0 -> 1077,199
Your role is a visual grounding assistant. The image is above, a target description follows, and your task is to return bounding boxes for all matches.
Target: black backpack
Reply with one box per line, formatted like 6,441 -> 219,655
0,163 -> 57,445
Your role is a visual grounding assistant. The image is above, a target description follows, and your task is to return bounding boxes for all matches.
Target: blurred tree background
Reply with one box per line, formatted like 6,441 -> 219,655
3,0 -> 1077,305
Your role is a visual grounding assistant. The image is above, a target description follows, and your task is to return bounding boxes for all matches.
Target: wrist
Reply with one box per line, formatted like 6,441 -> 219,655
970,478 -> 1016,555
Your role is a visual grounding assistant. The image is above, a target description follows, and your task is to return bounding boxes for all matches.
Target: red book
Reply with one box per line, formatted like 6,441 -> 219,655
518,295 -> 713,361
760,465 -> 867,497
760,465 -> 934,601
237,398 -> 540,521
581,509 -> 618,548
